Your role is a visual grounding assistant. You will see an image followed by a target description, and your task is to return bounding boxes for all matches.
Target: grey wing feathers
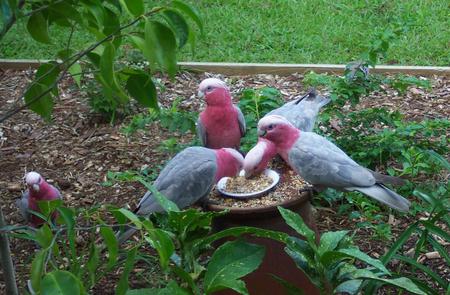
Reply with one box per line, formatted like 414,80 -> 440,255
196,118 -> 207,146
16,191 -> 30,221
136,147 -> 217,216
234,105 -> 246,136
289,132 -> 375,188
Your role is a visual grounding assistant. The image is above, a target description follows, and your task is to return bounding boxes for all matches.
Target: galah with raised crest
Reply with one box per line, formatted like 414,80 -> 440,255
197,78 -> 246,149
244,89 -> 330,177
257,115 -> 410,212
16,172 -> 62,227
117,146 -> 244,243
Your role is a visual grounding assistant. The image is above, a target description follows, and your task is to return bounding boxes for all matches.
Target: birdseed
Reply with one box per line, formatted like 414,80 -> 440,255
224,174 -> 273,194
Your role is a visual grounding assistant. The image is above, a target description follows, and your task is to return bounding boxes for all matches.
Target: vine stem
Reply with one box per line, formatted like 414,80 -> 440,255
0,6 -> 164,124
0,206 -> 19,295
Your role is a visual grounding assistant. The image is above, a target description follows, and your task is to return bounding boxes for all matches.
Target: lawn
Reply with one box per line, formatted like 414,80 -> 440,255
1,0 -> 449,65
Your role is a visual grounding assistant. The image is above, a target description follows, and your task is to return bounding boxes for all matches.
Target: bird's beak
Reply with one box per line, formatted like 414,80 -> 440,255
32,184 -> 40,192
197,90 -> 204,98
257,129 -> 266,137
244,171 -> 253,179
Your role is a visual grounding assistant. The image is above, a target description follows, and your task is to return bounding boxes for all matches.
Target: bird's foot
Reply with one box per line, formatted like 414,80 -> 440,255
299,186 -> 318,195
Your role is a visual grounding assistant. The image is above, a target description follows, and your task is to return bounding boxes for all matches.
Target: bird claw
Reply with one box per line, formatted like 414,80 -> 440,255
298,186 -> 317,195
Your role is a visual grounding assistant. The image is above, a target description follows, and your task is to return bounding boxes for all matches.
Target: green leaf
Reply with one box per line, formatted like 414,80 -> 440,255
204,240 -> 265,294
119,0 -> 144,17
35,63 -> 61,95
31,249 -> 47,292
24,83 -> 54,121
68,63 -> 82,87
421,221 -> 450,241
338,248 -> 390,274
271,274 -> 305,295
100,43 -> 116,88
116,247 -> 137,295
38,199 -> 63,220
162,9 -> 189,48
86,243 -> 100,288
41,270 -> 86,295
138,179 -> 179,212
27,11 -> 51,43
144,20 -> 177,77
35,224 -> 53,248
100,226 -> 119,270
351,269 -> 427,295
334,279 -> 362,294
145,229 -> 174,270
172,0 -> 203,33
318,230 -> 349,255
125,73 -> 158,109
117,208 -> 142,229
381,222 -> 418,264
278,206 -> 316,247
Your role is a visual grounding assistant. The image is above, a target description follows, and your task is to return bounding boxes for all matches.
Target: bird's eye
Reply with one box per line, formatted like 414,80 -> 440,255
267,124 -> 274,130
206,86 -> 213,91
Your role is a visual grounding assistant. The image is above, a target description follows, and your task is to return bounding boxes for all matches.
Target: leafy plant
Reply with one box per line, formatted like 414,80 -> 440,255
238,87 -> 284,152
277,207 -> 426,295
0,0 -> 203,123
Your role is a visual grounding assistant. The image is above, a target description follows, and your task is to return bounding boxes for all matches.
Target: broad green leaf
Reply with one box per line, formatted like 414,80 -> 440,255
426,150 -> 450,171
35,224 -> 53,248
48,2 -> 82,24
413,190 -> 438,208
24,82 -> 54,121
117,208 -> 142,229
86,244 -> 100,288
125,73 -> 158,109
204,240 -> 265,294
285,247 -> 319,286
351,269 -> 426,295
27,12 -> 51,43
68,63 -> 82,87
35,63 -> 61,96
127,281 -> 189,295
103,7 -> 120,37
338,248 -> 390,274
116,247 -> 138,295
41,270 -> 86,295
145,229 -> 174,270
31,249 -> 47,292
172,0 -> 203,33
100,226 -> 119,270
100,43 -> 115,88
318,230 -> 349,255
334,279 -> 362,294
144,20 -> 177,77
278,207 -> 316,247
138,179 -> 179,212
38,199 -> 63,219
170,265 -> 200,294
119,0 -> 144,17
56,207 -> 75,228
285,237 -> 315,273
162,9 -> 189,48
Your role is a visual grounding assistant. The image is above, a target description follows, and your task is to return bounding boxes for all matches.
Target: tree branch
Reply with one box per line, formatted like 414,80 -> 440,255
0,0 -> 25,42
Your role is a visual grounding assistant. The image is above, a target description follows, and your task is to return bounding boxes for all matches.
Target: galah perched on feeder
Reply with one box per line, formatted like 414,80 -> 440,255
244,89 -> 330,178
117,146 -> 244,244
196,78 -> 246,150
16,172 -> 62,227
256,115 -> 410,212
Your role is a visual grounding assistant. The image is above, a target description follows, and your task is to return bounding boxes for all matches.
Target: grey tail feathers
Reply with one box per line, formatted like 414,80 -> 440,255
369,169 -> 406,186
349,184 -> 411,212
294,87 -> 330,108
116,225 -> 138,245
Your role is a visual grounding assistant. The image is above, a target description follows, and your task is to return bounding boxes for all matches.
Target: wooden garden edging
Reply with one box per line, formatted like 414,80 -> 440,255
0,59 -> 449,76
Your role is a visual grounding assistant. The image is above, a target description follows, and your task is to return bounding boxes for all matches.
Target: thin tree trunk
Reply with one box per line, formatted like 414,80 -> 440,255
0,206 -> 19,295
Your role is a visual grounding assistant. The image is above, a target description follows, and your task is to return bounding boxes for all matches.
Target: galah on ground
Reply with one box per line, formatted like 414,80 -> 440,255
16,172 -> 62,227
257,115 -> 410,212
197,78 -> 246,150
118,146 -> 244,243
244,89 -> 330,177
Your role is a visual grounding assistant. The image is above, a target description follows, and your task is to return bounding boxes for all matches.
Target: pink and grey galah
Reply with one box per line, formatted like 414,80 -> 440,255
244,89 -> 330,177
257,115 -> 410,212
16,171 -> 62,227
117,146 -> 244,243
197,78 -> 246,149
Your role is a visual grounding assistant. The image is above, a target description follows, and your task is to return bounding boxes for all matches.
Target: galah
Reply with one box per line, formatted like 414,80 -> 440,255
257,115 -> 410,212
197,78 -> 246,149
16,172 -> 62,227
244,89 -> 330,177
118,146 -> 244,243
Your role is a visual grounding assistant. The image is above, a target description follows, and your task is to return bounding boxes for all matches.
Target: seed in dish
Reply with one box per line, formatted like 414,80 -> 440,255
224,174 -> 273,194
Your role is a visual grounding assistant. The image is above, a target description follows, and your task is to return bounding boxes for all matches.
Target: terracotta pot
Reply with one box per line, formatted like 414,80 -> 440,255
207,191 -> 320,295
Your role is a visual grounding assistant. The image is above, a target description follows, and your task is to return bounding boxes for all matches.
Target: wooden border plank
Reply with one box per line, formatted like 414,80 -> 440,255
1,59 -> 449,76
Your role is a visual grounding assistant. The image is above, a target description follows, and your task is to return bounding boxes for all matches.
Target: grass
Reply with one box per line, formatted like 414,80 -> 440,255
0,0 -> 449,65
